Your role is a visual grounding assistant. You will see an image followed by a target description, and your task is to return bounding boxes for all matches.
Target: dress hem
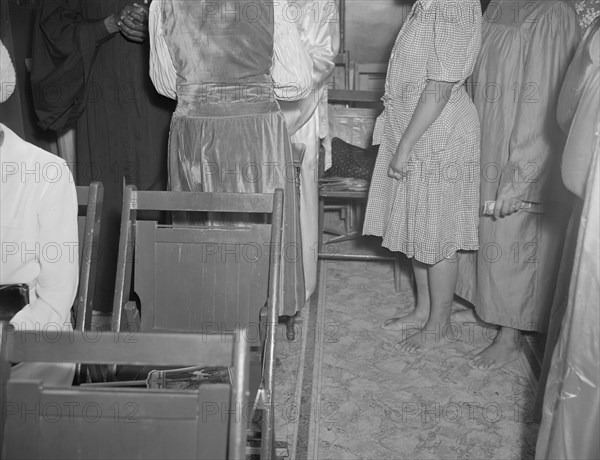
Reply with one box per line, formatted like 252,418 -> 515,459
455,284 -> 547,333
363,230 -> 479,265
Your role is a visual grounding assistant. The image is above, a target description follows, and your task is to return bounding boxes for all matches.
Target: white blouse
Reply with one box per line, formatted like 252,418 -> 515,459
0,124 -> 78,331
149,0 -> 314,101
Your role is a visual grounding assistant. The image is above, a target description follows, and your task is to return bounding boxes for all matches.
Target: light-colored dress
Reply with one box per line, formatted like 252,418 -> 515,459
363,0 -> 482,264
149,0 -> 312,315
279,1 -> 339,303
455,0 -> 581,333
535,17 -> 600,460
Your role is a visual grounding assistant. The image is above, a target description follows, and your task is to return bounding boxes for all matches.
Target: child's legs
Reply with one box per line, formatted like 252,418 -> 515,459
381,256 -> 430,330
425,257 -> 457,325
412,258 -> 430,313
395,257 -> 459,351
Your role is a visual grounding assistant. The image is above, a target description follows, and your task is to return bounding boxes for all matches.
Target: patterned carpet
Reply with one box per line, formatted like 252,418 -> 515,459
275,254 -> 540,460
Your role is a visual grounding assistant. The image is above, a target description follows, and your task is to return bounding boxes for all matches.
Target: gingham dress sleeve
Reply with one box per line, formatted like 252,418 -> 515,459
427,0 -> 480,83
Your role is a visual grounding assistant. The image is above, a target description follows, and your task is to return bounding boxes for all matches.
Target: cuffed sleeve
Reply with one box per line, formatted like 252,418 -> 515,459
92,18 -> 115,44
271,0 -> 314,101
149,0 -> 177,100
298,0 -> 340,86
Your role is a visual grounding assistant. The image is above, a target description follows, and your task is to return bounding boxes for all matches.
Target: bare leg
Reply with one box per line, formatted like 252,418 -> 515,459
382,259 -> 430,330
452,308 -> 478,324
470,326 -> 523,370
396,258 -> 458,353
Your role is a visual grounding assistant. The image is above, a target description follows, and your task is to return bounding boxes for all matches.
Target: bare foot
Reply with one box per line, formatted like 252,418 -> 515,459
394,320 -> 459,353
394,329 -> 423,353
381,306 -> 429,331
452,308 -> 478,324
470,326 -> 523,370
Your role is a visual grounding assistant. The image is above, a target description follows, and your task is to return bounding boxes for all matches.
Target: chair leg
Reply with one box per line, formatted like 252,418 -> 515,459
285,314 -> 296,342
318,196 -> 325,256
393,255 -> 402,293
343,204 -> 351,234
278,314 -> 297,342
259,303 -> 268,348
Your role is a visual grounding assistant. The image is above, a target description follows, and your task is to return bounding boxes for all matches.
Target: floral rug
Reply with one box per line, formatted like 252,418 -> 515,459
275,257 -> 540,460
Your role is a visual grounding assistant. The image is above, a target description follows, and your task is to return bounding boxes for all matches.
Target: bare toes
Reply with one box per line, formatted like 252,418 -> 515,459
481,360 -> 494,369
469,358 -> 483,368
382,318 -> 400,330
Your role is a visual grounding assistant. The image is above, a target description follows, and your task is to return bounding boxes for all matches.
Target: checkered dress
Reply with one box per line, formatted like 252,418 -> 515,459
363,0 -> 482,264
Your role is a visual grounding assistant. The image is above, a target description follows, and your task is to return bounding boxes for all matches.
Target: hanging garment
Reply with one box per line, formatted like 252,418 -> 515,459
536,18 -> 600,460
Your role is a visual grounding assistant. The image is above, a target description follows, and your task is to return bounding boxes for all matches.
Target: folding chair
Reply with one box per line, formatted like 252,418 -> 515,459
0,323 -> 249,460
111,186 -> 284,459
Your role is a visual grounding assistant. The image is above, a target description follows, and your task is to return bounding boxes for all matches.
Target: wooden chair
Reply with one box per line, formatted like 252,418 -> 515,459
320,91 -> 402,292
0,323 -> 249,460
354,63 -> 387,92
331,50 -> 352,90
111,186 -> 284,459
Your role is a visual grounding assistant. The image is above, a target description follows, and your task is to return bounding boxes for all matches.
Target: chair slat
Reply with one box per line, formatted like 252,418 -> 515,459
154,225 -> 272,245
75,186 -> 89,204
3,329 -> 236,367
133,190 -> 275,213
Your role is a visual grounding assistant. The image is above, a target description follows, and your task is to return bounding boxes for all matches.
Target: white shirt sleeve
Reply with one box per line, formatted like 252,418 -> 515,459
0,38 -> 16,103
9,162 -> 79,331
149,0 -> 177,100
271,1 -> 314,101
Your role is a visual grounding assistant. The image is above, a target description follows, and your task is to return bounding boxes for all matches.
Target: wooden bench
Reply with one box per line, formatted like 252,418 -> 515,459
0,323 -> 249,459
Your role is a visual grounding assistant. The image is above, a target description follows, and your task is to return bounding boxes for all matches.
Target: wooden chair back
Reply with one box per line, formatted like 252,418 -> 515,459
354,62 -> 387,92
73,182 -> 103,332
0,323 -> 249,460
112,188 -> 283,343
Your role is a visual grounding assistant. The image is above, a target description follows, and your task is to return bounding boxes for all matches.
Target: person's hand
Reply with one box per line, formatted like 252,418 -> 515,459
388,141 -> 412,180
493,184 -> 523,218
104,14 -> 120,34
117,3 -> 149,43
